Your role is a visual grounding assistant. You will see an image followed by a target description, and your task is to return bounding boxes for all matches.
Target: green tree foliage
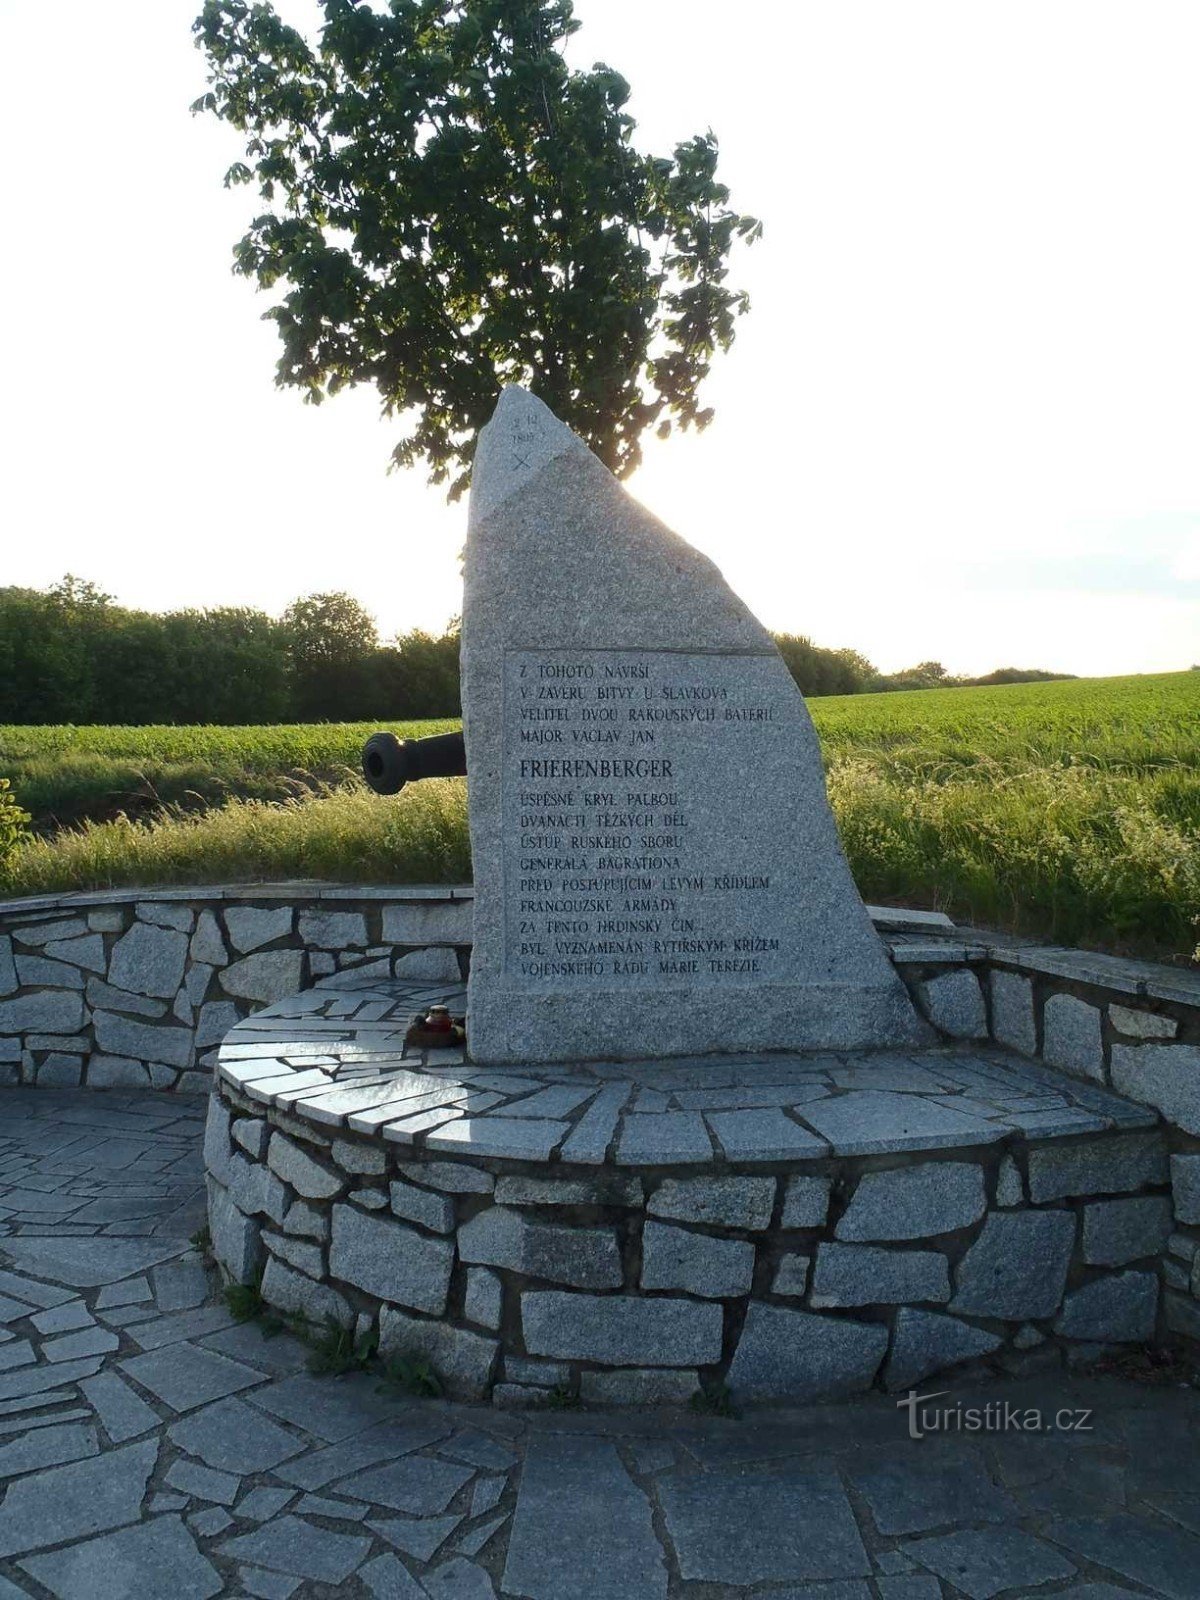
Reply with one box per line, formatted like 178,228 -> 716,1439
191,0 -> 760,498
282,591 -> 381,719
374,628 -> 462,719
0,581 -> 458,724
0,577 -> 1072,724
773,635 -> 879,698
0,587 -> 91,724
875,662 -> 1075,693
969,666 -> 1076,687
282,592 -> 380,667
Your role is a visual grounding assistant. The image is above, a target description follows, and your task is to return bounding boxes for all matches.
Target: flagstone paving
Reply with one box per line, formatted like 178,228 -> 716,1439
1,1087 -> 1198,1598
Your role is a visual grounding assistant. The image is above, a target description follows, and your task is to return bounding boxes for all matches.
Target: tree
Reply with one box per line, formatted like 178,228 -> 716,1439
373,626 -> 462,717
773,635 -> 880,698
161,608 -> 292,723
282,592 -> 379,667
48,574 -> 115,613
0,587 -> 91,723
282,591 -> 380,718
192,0 -> 760,498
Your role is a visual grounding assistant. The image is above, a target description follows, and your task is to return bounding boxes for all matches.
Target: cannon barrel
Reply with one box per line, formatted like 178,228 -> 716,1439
361,730 -> 466,795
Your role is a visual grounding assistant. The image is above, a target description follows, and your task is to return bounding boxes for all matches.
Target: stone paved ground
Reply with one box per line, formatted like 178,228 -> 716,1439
1,1090 -> 1199,1600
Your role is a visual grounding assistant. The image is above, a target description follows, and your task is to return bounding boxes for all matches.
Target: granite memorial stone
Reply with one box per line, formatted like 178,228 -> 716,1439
462,385 -> 925,1062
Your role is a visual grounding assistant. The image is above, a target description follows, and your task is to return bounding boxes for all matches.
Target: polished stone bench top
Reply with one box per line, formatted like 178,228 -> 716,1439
216,979 -> 1157,1167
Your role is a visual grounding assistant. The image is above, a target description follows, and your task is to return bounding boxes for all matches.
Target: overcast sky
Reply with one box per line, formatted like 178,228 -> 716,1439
2,0 -> 1198,676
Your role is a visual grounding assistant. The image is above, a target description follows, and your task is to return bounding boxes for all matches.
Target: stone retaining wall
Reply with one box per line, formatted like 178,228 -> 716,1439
205,1085 -> 1173,1406
0,886 -> 471,1092
889,936 -> 1200,1351
3,883 -> 1198,1356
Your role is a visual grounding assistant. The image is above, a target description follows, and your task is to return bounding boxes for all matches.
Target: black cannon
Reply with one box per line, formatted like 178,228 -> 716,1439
361,730 -> 466,795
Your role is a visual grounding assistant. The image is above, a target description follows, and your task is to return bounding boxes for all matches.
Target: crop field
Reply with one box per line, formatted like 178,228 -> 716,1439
0,718 -> 461,832
1,671 -> 1196,959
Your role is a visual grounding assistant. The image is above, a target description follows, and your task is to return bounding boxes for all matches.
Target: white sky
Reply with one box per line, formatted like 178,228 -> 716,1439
1,0 -> 1198,676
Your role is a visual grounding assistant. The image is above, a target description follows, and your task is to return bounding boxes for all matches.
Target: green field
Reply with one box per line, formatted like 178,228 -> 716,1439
2,672 -> 1197,959
0,719 -> 461,832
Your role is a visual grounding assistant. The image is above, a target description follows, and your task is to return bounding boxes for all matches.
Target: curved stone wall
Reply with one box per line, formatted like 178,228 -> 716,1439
886,932 -> 1200,1349
207,1054 -> 1172,1407
4,881 -> 1198,1362
0,885 -> 471,1091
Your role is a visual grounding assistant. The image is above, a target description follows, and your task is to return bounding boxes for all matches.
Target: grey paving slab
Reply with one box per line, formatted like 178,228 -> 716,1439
238,1568 -> 303,1600
236,1486 -> 297,1522
30,1299 -> 94,1334
295,1491 -> 370,1519
186,1504 -> 233,1536
874,1579 -> 940,1600
469,1475 -> 506,1518
167,1395 -> 307,1474
906,1527 -> 1077,1599
246,1371 -> 395,1441
0,1292 -> 36,1323
0,1404 -> 90,1436
798,1091 -> 1003,1155
0,1386 -> 74,1415
0,1236 -> 186,1287
274,1417 -> 450,1490
421,1557 -> 498,1599
196,1320 -> 313,1376
1050,1515 -> 1200,1600
126,1304 -> 238,1351
0,1354 -> 105,1403
119,1342 -> 266,1412
41,1325 -> 119,1363
616,1112 -> 714,1165
1050,1588 -> 1152,1600
0,1340 -> 34,1373
369,1511 -> 464,1561
456,1511 -> 508,1558
0,1420 -> 97,1478
764,1586 -> 871,1600
657,1464 -> 870,1585
359,1551 -> 428,1599
706,1108 -> 829,1160
6,1067 -> 1200,1600
437,1429 -> 519,1472
165,1455 -> 241,1504
96,1302 -> 159,1328
218,1514 -> 373,1582
850,1446 -> 1017,1534
1018,1456 -> 1128,1519
337,1454 -> 474,1514
94,1275 -> 152,1308
502,1435 -> 667,1600
18,1514 -> 222,1600
0,1436 -> 157,1557
0,1267 -> 77,1308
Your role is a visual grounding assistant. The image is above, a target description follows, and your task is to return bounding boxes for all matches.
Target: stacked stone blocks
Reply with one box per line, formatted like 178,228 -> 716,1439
5,883 -> 1198,1361
206,1081 -> 1173,1407
0,888 -> 470,1092
894,935 -> 1200,1346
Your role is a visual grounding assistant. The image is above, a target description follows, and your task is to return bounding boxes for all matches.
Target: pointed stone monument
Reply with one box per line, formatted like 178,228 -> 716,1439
462,387 -> 926,1063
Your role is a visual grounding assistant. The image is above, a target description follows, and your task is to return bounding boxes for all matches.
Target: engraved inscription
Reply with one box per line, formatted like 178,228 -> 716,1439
502,649 -> 800,989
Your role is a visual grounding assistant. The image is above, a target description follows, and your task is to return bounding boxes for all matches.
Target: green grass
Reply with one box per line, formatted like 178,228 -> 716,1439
0,781 -> 471,896
1,673 -> 1196,958
811,671 -> 1199,774
816,672 -> 1200,958
0,719 -> 459,832
223,1281 -> 266,1323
